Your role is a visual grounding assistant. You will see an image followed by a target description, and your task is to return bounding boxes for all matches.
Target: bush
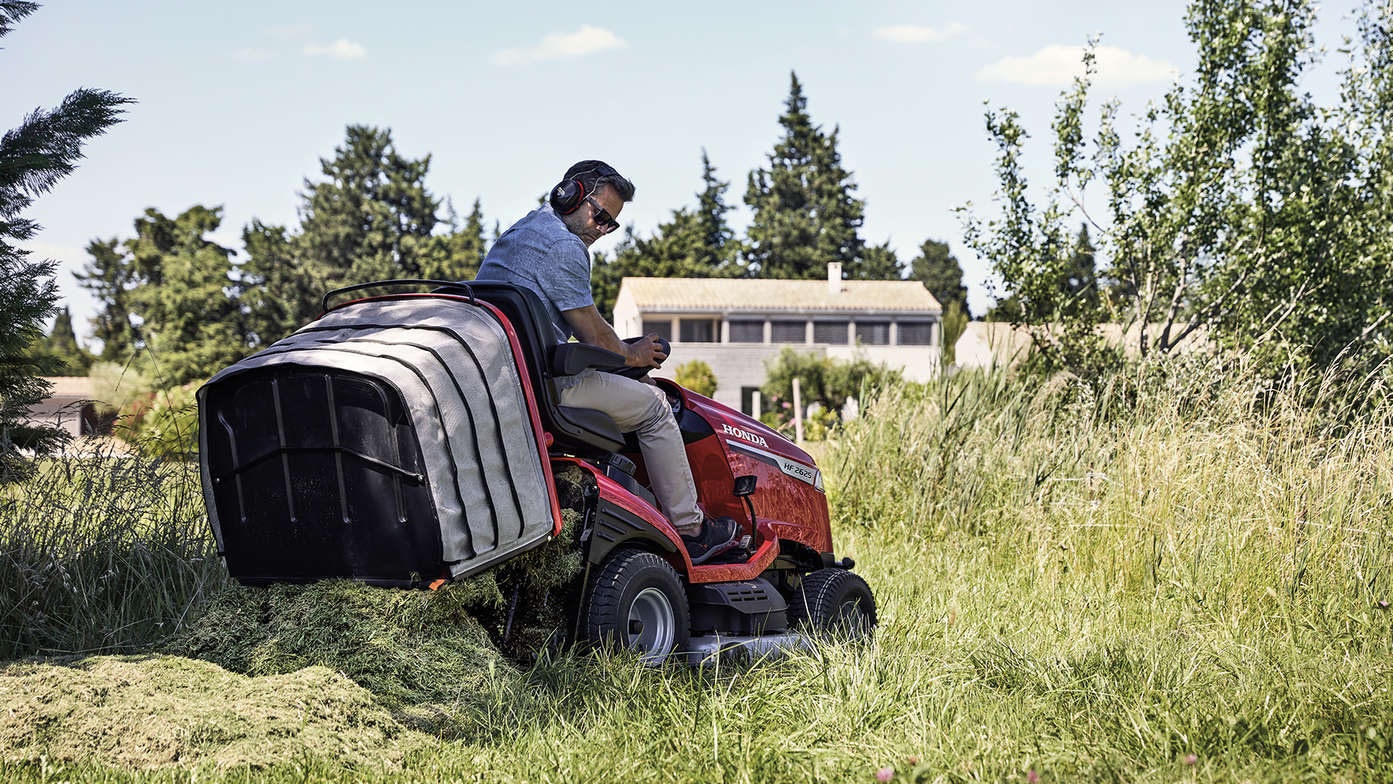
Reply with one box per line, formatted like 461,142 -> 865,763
761,348 -> 901,436
673,360 -> 717,397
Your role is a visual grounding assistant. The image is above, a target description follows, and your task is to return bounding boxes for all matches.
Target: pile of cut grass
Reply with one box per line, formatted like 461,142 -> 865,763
0,655 -> 424,770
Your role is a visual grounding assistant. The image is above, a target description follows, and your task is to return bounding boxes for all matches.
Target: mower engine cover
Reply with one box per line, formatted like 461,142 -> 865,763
197,296 -> 558,586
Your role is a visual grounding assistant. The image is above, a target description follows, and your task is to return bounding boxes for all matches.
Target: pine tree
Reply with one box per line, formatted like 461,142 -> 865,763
810,124 -> 866,275
124,206 -> 245,386
75,237 -> 138,361
241,125 -> 445,340
238,219 -> 316,346
0,1 -> 131,478
34,307 -> 92,374
694,149 -> 737,273
420,197 -> 488,282
909,238 -> 970,317
744,73 -> 824,279
853,240 -> 902,280
296,125 -> 439,286
744,72 -> 867,279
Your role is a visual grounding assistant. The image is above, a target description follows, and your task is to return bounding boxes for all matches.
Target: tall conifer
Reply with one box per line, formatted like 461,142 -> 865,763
0,1 -> 130,478
744,73 -> 868,279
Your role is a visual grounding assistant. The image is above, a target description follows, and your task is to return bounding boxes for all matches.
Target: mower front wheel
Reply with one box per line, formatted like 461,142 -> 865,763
583,549 -> 690,666
789,568 -> 877,641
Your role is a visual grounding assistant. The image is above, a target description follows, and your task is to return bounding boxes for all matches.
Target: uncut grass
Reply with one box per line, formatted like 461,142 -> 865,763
2,359 -> 1391,781
0,441 -> 226,659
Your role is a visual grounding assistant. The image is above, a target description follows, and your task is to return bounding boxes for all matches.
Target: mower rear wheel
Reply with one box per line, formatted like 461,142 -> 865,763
584,549 -> 690,666
788,568 -> 877,640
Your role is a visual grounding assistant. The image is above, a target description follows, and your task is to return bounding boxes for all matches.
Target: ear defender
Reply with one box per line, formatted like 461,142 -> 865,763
549,179 -> 586,214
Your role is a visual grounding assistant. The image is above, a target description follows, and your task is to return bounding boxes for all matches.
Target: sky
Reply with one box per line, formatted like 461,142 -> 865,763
8,0 -> 1367,342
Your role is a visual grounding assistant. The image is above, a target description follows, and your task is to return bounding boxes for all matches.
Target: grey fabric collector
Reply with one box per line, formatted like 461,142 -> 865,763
198,297 -> 555,577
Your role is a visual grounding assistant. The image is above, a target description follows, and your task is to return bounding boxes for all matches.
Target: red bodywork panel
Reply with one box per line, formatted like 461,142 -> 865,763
553,456 -> 783,584
557,380 -> 833,582
660,382 -> 833,557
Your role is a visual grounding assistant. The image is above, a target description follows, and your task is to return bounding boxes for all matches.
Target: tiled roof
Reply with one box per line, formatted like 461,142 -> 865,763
617,277 -> 942,313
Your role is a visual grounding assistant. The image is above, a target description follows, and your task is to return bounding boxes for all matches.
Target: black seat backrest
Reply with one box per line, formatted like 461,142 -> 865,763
446,281 -> 625,455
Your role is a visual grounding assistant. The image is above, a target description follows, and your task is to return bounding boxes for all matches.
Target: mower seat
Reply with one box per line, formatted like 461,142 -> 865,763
454,281 -> 627,455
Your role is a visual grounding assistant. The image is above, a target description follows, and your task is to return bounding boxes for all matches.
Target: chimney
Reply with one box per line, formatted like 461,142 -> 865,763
827,262 -> 843,295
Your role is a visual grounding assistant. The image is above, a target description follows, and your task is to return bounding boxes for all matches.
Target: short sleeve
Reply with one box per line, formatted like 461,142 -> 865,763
547,235 -> 594,312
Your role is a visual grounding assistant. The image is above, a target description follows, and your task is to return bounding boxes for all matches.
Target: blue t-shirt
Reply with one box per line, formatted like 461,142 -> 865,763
474,206 -> 592,343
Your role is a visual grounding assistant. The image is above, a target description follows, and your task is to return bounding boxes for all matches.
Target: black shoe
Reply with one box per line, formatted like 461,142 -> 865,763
681,516 -> 739,565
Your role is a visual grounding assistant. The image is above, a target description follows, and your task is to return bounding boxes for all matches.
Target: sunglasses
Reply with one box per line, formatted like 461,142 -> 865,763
584,195 -> 620,234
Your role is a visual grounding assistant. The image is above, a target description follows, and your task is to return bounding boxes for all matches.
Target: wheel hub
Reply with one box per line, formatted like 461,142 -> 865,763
626,586 -> 676,665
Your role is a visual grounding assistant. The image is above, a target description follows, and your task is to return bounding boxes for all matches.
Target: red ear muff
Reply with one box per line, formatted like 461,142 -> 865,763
550,179 -> 586,214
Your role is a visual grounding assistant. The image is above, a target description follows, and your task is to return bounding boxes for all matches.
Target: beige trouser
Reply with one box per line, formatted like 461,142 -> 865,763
554,369 -> 704,535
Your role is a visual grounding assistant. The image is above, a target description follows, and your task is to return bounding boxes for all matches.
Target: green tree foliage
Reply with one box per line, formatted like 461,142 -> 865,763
694,149 -> 738,274
0,1 -> 131,479
296,125 -> 440,285
33,307 -> 93,374
591,153 -> 739,321
74,237 -> 138,361
854,241 -> 902,280
985,224 -> 1096,323
909,239 -> 970,317
237,219 -> 309,347
240,125 -> 453,343
965,1 -> 1393,378
673,360 -> 717,397
759,348 -> 900,431
420,197 -> 488,282
124,206 -> 246,386
744,73 -> 869,280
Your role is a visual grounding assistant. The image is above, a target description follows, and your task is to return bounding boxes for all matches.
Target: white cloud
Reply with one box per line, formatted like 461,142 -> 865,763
304,38 -> 366,60
491,25 -> 625,67
873,22 -> 967,44
977,44 -> 1177,86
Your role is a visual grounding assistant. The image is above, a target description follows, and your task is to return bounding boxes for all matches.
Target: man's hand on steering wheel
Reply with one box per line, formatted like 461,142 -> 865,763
624,333 -> 668,368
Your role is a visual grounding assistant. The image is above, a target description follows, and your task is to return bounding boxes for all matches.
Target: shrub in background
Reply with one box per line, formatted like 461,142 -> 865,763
761,348 -> 901,436
673,359 -> 717,397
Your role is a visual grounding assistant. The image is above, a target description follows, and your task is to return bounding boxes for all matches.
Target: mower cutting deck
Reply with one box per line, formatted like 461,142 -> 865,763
198,279 -> 875,665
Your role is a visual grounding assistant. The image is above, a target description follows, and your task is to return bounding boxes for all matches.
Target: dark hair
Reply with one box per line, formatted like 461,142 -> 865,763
564,160 -> 635,202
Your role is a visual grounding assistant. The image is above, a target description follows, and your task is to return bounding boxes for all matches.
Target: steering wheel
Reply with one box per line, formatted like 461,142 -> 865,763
612,336 -> 671,380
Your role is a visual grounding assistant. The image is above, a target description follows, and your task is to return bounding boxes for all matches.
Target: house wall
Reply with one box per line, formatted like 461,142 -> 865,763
612,306 -> 943,414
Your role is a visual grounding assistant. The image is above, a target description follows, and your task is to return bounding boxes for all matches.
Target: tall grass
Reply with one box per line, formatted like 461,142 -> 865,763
0,357 -> 1390,781
0,441 -> 226,658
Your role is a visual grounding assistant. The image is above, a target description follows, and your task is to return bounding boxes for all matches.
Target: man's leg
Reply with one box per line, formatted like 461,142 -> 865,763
555,370 -> 704,536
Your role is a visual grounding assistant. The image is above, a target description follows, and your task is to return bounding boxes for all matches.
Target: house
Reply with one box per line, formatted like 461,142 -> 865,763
611,263 -> 942,414
27,377 -> 101,439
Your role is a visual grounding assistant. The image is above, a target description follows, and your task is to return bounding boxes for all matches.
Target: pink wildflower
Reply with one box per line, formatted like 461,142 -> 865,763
875,767 -> 894,782
1027,769 -> 1040,783
1183,754 -> 1198,766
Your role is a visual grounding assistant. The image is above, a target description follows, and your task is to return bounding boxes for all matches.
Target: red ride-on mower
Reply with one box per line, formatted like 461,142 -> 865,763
197,280 -> 875,664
